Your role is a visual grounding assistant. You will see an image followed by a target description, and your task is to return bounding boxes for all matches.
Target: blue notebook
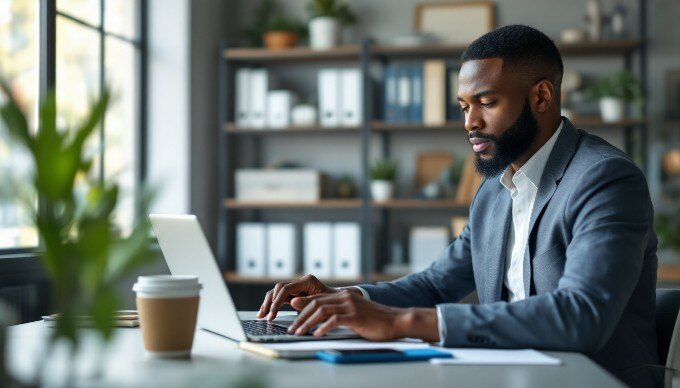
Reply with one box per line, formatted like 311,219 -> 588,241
316,348 -> 453,364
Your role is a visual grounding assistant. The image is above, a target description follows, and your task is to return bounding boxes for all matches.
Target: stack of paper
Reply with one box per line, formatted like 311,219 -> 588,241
240,339 -> 427,360
430,348 -> 562,365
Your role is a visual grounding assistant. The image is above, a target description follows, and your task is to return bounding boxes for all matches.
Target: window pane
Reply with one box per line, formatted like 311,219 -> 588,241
57,0 -> 100,27
105,0 -> 137,40
56,15 -> 101,171
0,0 -> 39,249
105,37 -> 137,234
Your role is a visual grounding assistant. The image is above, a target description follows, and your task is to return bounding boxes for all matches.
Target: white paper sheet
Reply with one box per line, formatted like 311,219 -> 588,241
430,349 -> 562,365
254,338 -> 426,352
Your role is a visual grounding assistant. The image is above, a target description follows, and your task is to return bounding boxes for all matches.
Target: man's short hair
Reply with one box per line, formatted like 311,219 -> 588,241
462,25 -> 564,93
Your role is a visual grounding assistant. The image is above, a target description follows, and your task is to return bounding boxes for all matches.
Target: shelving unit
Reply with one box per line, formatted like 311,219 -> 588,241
218,6 -> 648,287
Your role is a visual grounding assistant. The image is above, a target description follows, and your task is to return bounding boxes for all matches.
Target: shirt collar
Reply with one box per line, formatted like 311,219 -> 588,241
500,119 -> 564,192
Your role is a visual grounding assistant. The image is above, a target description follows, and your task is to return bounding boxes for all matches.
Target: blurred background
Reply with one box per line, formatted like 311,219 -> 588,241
1,0 -> 679,318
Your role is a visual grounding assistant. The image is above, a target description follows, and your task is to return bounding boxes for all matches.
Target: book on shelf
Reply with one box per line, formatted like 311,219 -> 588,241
455,153 -> 483,205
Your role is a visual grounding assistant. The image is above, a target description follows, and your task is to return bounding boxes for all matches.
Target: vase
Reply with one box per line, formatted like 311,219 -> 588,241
371,180 -> 394,202
599,97 -> 625,122
309,17 -> 340,50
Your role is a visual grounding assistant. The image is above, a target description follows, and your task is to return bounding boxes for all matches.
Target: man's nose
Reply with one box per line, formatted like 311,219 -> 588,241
464,106 -> 484,133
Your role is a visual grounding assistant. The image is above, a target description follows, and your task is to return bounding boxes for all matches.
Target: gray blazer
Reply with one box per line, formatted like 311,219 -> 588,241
361,118 -> 661,387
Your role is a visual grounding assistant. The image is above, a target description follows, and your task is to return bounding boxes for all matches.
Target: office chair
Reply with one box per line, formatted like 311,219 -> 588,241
656,288 -> 680,388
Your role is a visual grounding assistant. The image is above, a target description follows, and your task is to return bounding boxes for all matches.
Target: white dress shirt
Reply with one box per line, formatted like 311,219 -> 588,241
350,119 -> 564,341
500,120 -> 563,302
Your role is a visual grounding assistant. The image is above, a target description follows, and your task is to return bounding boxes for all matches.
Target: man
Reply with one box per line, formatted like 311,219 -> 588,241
258,25 -> 661,387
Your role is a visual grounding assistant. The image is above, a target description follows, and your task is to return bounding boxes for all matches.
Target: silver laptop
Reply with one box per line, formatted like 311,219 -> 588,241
149,214 -> 360,343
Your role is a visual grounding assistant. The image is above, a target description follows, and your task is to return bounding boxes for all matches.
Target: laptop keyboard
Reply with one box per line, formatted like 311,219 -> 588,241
242,320 -> 296,336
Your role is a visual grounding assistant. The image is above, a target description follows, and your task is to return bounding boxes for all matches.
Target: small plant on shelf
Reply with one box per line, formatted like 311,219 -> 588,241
242,0 -> 307,49
370,159 -> 397,201
306,0 -> 357,50
588,70 -> 642,122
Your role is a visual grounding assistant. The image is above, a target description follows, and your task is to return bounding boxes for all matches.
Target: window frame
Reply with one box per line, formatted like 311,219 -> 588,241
0,0 -> 148,283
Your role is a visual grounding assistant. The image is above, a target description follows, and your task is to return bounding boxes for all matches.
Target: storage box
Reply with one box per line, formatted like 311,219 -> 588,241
235,169 -> 321,202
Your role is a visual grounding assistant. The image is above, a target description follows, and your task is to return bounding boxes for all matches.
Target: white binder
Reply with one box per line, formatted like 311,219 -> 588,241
249,69 -> 269,128
332,223 -> 361,278
235,68 -> 251,127
409,227 -> 449,273
303,223 -> 333,278
339,69 -> 362,127
267,223 -> 296,277
237,223 -> 266,276
318,69 -> 340,127
266,90 -> 296,128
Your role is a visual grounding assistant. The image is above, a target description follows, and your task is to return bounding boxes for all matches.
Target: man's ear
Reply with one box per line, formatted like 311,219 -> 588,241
532,79 -> 555,113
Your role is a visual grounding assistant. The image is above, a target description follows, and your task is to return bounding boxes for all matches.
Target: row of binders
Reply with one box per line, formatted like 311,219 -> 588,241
383,60 -> 463,125
234,68 -> 363,128
237,222 -> 361,278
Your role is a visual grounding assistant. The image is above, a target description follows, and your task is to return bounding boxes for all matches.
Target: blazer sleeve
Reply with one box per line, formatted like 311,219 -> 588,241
358,183 -> 483,308
436,157 -> 654,353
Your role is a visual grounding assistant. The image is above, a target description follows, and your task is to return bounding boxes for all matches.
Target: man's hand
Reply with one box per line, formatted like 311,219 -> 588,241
286,289 -> 441,343
257,274 -> 342,320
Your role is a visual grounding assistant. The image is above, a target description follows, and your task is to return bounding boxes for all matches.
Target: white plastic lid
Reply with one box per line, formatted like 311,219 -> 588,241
132,275 -> 202,298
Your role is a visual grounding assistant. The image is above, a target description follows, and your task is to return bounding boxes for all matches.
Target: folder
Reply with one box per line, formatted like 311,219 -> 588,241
318,69 -> 340,127
423,60 -> 446,126
409,227 -> 449,273
235,68 -> 251,127
396,66 -> 411,123
267,90 -> 296,128
339,69 -> 362,127
237,223 -> 266,276
267,223 -> 296,277
332,223 -> 361,278
410,65 -> 424,123
383,65 -> 398,122
303,222 -> 333,278
249,69 -> 269,128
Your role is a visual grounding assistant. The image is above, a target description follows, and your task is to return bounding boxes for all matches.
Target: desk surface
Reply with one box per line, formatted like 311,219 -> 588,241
6,312 -> 625,388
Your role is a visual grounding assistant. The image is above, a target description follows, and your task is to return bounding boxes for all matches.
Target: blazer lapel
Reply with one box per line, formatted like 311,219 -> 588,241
524,118 -> 581,296
486,189 -> 512,303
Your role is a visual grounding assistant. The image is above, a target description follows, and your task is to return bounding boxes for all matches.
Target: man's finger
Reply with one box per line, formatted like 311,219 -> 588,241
288,293 -> 344,333
257,290 -> 274,318
290,293 -> 328,311
292,304 -> 346,336
313,313 -> 350,337
268,280 -> 308,320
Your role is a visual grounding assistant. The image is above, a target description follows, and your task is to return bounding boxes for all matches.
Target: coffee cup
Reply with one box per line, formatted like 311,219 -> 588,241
132,275 -> 202,358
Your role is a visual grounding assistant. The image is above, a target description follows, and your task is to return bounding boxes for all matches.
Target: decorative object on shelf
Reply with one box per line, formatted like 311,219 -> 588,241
306,0 -> 357,50
291,103 -> 317,126
235,168 -> 322,202
370,159 -> 397,202
454,153 -> 484,205
588,70 -> 641,122
560,28 -> 586,44
242,0 -> 306,49
414,1 -> 495,45
665,68 -> 680,121
334,175 -> 356,198
415,151 -> 454,199
389,31 -> 437,47
0,82 -> 155,386
584,0 -> 603,41
609,1 -> 628,39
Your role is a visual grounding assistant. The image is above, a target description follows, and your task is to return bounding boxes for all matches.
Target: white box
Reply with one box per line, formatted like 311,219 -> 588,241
409,227 -> 449,273
235,169 -> 321,202
304,223 -> 332,278
235,68 -> 251,127
249,69 -> 269,128
267,90 -> 297,128
318,69 -> 340,127
339,69 -> 362,127
267,223 -> 296,277
237,223 -> 266,276
332,223 -> 361,278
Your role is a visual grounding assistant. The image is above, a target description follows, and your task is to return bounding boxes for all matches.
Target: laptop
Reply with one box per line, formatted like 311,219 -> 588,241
149,214 -> 361,343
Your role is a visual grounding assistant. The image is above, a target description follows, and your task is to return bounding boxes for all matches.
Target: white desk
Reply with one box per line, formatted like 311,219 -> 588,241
6,312 -> 625,388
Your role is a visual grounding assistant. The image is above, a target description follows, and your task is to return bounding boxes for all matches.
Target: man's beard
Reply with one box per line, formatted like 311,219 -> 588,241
472,99 -> 539,178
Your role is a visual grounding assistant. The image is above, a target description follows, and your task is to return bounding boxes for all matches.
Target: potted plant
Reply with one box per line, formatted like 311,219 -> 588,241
242,0 -> 306,49
370,160 -> 397,202
306,0 -> 357,50
0,83 -> 156,385
263,14 -> 307,50
588,70 -> 641,122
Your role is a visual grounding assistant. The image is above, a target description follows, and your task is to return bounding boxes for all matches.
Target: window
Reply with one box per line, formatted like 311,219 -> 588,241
0,0 -> 146,252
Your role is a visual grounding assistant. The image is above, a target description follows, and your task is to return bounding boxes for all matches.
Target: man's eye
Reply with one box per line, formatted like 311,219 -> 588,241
481,101 -> 496,107
460,106 -> 469,113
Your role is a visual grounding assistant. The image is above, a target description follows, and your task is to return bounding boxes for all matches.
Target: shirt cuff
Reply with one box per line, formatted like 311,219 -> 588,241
436,305 -> 446,346
336,286 -> 370,300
